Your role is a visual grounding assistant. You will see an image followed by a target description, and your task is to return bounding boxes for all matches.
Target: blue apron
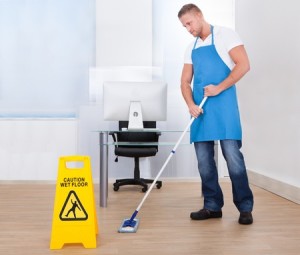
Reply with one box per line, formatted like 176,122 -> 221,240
191,26 -> 242,142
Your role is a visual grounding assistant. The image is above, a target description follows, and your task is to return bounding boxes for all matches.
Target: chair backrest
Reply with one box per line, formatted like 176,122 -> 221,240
117,121 -> 159,148
119,121 -> 156,129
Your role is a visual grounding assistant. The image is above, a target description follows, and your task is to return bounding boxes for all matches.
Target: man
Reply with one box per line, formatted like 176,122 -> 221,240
178,3 -> 254,224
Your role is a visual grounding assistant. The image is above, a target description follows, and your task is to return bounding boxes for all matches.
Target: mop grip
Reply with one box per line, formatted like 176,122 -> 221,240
197,96 -> 208,111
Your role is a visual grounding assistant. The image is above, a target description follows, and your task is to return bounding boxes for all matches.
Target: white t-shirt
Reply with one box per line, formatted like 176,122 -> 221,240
184,26 -> 243,70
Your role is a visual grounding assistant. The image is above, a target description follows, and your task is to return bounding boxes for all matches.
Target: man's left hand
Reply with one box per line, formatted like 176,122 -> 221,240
204,85 -> 222,97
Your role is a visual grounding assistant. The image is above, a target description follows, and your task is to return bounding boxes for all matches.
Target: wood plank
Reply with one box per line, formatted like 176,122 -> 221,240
0,181 -> 300,255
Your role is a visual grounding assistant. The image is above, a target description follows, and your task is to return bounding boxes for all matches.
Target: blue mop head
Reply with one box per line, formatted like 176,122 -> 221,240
118,218 -> 140,233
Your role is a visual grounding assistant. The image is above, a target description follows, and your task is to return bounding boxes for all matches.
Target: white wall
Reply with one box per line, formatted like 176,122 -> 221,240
96,0 -> 152,66
236,0 -> 300,188
0,119 -> 77,180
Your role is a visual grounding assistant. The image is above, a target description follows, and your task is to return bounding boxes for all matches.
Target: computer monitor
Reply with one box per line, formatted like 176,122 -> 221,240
103,81 -> 167,130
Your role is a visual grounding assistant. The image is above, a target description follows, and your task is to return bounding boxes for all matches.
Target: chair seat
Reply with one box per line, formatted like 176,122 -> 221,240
115,147 -> 157,158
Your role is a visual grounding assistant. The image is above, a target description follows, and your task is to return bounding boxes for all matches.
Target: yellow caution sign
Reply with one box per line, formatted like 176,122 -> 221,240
50,156 -> 98,249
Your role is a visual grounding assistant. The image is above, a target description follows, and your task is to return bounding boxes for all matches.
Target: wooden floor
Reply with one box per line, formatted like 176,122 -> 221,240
1,181 -> 300,255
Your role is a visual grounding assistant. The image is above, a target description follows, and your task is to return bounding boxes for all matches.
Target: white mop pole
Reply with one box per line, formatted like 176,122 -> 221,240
129,97 -> 208,221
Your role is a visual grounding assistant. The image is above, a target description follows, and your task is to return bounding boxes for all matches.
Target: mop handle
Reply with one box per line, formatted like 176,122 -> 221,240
135,96 -> 208,212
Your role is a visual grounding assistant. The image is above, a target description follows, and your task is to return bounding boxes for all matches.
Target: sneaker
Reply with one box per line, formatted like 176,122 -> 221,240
239,212 -> 253,225
190,208 -> 222,220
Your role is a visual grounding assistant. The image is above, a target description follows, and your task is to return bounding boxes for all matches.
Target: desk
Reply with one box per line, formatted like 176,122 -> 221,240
98,130 -> 189,207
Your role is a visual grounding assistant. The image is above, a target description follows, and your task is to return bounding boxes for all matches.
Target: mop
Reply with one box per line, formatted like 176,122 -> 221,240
118,96 -> 208,233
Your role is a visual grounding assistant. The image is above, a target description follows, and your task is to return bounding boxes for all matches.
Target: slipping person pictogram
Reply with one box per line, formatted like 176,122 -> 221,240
59,190 -> 88,221
65,199 -> 81,219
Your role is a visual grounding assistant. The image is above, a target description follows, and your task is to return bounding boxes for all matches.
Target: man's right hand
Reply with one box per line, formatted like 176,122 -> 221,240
189,104 -> 203,118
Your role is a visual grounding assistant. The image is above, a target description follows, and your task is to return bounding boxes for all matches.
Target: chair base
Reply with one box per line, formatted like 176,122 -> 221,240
113,178 -> 162,192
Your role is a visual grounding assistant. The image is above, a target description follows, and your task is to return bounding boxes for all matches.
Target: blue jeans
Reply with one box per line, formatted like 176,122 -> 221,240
194,140 -> 253,212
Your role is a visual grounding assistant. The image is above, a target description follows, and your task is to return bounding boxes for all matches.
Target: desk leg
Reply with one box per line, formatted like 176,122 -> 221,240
99,132 -> 108,207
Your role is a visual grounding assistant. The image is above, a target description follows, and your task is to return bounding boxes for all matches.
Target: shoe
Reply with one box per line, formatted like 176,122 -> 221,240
190,208 -> 222,220
239,212 -> 253,225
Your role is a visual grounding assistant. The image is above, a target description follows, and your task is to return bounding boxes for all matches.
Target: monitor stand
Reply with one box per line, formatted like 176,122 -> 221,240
128,101 -> 144,130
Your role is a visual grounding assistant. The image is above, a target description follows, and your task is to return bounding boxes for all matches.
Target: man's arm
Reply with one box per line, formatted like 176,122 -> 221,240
204,45 -> 250,96
180,63 -> 203,118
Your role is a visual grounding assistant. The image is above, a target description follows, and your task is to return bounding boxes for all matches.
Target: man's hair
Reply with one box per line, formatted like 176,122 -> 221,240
178,3 -> 202,18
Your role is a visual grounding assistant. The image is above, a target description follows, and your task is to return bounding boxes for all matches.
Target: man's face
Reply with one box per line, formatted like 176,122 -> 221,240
179,12 -> 203,37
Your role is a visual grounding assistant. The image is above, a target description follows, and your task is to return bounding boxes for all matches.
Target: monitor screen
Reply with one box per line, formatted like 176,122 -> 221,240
103,81 -> 167,129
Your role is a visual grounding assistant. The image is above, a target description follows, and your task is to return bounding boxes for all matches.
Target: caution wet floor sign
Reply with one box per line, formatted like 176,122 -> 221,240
50,156 -> 98,249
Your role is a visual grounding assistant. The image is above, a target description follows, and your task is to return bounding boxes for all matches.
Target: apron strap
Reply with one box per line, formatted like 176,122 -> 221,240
211,25 -> 214,45
193,37 -> 199,50
193,25 -> 214,49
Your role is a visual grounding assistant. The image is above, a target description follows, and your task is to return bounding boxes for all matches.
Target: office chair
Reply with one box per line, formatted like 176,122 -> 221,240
109,121 -> 162,192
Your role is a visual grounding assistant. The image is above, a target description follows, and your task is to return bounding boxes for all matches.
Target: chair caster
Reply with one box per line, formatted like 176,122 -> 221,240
142,186 -> 148,192
113,184 -> 119,191
156,182 -> 162,189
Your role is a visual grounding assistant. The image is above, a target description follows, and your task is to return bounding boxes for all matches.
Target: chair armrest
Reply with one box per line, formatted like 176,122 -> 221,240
109,131 -> 117,143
